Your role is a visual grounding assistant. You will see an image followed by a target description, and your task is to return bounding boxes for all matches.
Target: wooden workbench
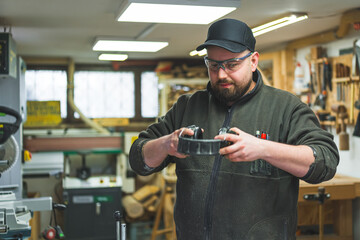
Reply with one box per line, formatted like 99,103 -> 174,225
297,175 -> 360,240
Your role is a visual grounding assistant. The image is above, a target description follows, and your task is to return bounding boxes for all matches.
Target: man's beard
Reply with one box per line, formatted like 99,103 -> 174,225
211,79 -> 253,105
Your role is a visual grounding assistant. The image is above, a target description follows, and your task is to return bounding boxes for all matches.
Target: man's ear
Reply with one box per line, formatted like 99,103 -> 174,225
250,52 -> 259,72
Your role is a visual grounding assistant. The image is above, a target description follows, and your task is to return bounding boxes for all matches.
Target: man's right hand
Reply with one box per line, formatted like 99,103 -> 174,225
143,127 -> 193,168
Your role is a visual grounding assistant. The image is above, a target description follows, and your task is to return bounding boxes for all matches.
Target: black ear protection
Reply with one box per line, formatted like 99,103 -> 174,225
0,106 -> 22,145
182,125 -> 203,139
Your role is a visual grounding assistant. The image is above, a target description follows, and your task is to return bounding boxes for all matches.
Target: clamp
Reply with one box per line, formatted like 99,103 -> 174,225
303,187 -> 330,240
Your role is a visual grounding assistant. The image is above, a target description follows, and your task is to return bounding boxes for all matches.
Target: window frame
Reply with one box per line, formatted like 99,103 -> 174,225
25,64 -> 157,129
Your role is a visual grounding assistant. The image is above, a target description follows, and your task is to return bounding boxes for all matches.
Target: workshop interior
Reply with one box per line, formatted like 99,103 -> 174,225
1,0 -> 360,239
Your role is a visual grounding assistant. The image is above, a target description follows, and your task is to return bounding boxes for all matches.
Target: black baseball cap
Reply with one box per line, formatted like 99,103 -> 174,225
196,18 -> 256,53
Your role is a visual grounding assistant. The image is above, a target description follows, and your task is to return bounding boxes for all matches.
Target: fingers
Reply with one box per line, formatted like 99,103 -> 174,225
171,128 -> 193,158
215,128 -> 247,158
228,127 -> 242,135
214,128 -> 239,142
177,127 -> 194,138
179,128 -> 186,137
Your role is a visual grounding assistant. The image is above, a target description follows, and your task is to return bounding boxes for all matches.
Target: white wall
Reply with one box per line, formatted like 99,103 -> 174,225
332,126 -> 360,177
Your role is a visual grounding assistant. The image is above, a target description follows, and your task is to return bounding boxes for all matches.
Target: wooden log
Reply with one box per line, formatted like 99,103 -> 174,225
143,195 -> 158,209
133,185 -> 160,202
122,195 -> 144,219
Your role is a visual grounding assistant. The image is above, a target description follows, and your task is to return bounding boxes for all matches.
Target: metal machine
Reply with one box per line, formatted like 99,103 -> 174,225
0,32 -> 52,239
63,151 -> 123,240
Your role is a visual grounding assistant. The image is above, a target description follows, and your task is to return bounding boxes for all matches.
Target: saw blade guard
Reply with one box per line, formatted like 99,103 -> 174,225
0,135 -> 19,173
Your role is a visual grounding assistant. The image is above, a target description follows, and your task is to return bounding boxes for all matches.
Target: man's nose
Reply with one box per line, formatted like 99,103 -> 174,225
217,64 -> 228,77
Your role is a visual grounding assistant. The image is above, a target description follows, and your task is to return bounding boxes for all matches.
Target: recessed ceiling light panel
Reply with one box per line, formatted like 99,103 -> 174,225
93,39 -> 169,52
117,0 -> 240,24
98,54 -> 128,61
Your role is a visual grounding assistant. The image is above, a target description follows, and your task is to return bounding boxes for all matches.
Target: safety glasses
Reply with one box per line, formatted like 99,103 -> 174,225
204,52 -> 253,73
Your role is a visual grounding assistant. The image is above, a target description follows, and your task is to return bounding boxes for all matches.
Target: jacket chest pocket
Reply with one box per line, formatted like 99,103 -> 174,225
250,159 -> 279,178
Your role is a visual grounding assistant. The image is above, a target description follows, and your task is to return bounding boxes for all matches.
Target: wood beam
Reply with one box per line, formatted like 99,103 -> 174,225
287,8 -> 360,50
22,57 -> 70,66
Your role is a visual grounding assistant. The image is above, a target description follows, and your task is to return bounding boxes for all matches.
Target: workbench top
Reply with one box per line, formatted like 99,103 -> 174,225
299,174 -> 360,202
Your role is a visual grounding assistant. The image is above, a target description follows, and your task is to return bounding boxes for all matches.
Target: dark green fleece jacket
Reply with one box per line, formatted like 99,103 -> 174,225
129,69 -> 339,240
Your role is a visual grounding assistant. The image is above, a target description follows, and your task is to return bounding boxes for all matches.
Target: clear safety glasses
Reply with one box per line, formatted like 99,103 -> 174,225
204,52 -> 253,73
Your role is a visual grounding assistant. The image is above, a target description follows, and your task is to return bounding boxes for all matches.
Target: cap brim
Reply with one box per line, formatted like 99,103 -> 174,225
196,40 -> 248,53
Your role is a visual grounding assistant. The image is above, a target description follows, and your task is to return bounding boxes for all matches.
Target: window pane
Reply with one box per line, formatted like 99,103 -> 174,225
141,71 -> 158,117
25,70 -> 67,117
74,71 -> 135,118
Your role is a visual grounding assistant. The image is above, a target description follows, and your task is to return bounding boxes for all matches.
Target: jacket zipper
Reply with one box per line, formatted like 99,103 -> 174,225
204,107 -> 233,240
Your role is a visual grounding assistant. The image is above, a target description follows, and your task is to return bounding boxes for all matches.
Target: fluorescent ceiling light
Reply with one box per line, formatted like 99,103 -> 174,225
98,54 -> 128,61
189,49 -> 207,57
252,13 -> 308,37
190,13 -> 308,56
93,40 -> 169,52
117,0 -> 239,24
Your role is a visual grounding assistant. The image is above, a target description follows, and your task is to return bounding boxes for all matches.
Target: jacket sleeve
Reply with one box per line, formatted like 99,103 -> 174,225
284,101 -> 339,184
129,95 -> 188,176
129,137 -> 171,176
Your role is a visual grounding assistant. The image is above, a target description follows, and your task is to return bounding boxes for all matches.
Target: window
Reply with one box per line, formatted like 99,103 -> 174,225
74,71 -> 135,118
25,70 -> 67,117
141,71 -> 159,117
25,68 -> 159,123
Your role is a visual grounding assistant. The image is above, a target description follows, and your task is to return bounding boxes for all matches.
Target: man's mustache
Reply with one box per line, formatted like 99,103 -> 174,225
217,80 -> 234,85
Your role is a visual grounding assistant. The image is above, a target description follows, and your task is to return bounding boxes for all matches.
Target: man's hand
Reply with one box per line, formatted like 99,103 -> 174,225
214,127 -> 263,162
214,127 -> 315,178
167,128 -> 194,158
143,127 -> 194,168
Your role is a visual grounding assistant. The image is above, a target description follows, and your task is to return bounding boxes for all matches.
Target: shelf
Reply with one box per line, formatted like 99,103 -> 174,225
319,120 -> 335,126
332,76 -> 359,83
310,57 -> 328,64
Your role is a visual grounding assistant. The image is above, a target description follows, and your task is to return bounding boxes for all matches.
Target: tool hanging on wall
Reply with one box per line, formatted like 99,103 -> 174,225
323,59 -> 332,92
353,39 -> 360,137
305,54 -> 315,94
311,61 -> 318,94
331,104 -> 349,150
355,99 -> 360,137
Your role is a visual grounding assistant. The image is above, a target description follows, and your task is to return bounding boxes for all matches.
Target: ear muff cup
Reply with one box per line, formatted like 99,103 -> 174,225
0,106 -> 22,145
